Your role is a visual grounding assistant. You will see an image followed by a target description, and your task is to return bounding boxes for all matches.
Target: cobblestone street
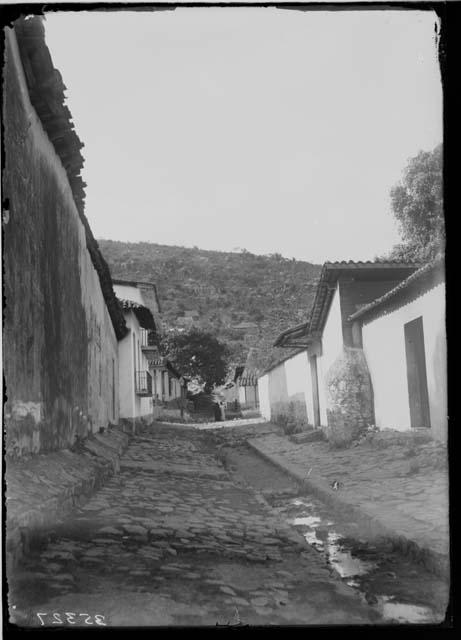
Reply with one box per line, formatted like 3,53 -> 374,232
8,424 -> 381,627
248,430 -> 449,560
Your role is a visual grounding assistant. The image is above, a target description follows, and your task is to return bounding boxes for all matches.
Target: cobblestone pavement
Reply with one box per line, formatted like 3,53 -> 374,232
8,425 -> 381,627
249,431 -> 449,557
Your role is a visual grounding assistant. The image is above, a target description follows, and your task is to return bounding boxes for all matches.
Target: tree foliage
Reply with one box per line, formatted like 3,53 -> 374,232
160,328 -> 230,393
387,143 -> 444,262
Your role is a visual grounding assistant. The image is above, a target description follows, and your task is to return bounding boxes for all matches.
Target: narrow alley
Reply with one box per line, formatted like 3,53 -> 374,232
8,423 -> 447,627
2,9 -> 451,633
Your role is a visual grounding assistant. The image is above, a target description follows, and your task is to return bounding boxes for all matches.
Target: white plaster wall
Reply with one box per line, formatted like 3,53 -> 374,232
362,283 -> 447,441
258,375 -> 271,420
138,325 -> 152,418
267,363 -> 288,405
174,379 -> 180,398
118,314 -> 136,420
317,286 -> 344,426
285,351 -> 311,419
155,369 -> 162,400
238,386 -> 246,404
140,396 -> 152,416
305,356 -> 315,425
113,283 -> 144,305
118,312 -> 153,419
164,372 -> 170,401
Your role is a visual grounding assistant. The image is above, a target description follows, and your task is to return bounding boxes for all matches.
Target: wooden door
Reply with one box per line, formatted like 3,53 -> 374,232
404,317 -> 431,429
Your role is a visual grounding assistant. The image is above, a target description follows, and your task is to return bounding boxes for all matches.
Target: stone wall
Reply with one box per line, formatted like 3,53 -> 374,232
324,347 -> 375,447
2,28 -> 120,458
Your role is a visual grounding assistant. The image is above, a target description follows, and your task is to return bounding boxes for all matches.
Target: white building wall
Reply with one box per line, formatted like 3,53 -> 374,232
140,396 -> 152,416
362,283 -> 447,441
317,286 -> 344,426
285,350 -> 311,421
118,311 -> 153,420
154,369 -> 162,401
118,314 -> 136,420
258,374 -> 271,421
113,284 -> 144,305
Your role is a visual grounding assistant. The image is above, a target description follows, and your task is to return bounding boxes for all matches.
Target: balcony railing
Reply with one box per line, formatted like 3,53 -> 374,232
135,370 -> 153,396
140,328 -> 157,350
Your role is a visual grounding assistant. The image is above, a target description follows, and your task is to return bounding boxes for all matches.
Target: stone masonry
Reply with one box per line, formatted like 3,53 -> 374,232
325,347 -> 375,446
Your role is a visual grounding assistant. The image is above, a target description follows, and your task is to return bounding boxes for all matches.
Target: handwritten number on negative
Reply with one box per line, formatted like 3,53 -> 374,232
36,613 -> 47,626
36,612 -> 105,626
79,613 -> 93,624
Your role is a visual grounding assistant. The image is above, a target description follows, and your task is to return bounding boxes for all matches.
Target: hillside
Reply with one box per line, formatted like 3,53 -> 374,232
98,240 -> 322,372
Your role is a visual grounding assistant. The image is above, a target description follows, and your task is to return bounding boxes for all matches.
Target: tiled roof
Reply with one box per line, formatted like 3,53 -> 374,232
14,17 -> 127,340
112,279 -> 162,315
273,321 -> 310,348
119,299 -> 156,331
349,256 -> 445,323
234,365 -> 259,387
273,260 -> 421,349
147,355 -> 183,380
324,260 -> 421,267
308,260 -> 421,335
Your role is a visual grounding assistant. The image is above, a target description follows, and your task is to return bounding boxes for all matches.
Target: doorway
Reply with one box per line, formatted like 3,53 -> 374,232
404,317 -> 431,429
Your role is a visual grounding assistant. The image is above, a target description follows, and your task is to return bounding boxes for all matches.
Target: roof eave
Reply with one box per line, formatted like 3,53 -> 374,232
348,259 -> 445,323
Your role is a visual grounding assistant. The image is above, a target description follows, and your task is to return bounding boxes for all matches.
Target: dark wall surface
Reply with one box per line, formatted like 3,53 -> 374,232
339,277 -> 412,347
2,28 -> 118,457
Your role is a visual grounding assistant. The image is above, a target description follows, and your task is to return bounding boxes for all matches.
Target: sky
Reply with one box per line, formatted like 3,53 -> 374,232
43,7 -> 443,263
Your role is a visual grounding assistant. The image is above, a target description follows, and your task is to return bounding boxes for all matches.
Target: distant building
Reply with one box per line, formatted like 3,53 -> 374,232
114,282 -> 157,424
233,321 -> 259,334
114,280 -> 187,421
184,309 -> 200,319
258,350 -> 310,428
177,316 -> 194,329
112,279 -> 162,334
232,349 -> 260,410
147,354 -> 186,406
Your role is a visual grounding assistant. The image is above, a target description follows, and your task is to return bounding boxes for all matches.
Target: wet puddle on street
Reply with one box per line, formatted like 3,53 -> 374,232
275,495 -> 444,624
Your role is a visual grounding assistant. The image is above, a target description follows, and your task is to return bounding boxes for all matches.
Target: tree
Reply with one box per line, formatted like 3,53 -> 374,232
386,143 -> 444,262
160,328 -> 230,393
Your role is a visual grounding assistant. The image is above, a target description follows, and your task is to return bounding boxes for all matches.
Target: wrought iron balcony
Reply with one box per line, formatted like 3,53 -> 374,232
135,370 -> 152,397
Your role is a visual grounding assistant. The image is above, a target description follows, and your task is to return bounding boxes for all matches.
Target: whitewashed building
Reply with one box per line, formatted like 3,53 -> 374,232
258,349 -> 312,427
266,259 -> 446,443
272,262 -> 419,431
114,282 -> 157,422
350,258 -> 446,442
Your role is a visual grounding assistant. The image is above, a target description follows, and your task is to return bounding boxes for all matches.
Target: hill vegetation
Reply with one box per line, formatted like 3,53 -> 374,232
98,240 -> 322,372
